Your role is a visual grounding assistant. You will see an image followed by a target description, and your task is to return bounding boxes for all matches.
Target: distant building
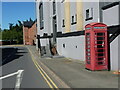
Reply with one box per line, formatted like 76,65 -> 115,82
23,20 -> 37,45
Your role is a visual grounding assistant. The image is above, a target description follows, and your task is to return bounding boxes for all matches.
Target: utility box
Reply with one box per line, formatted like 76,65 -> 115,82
85,23 -> 108,71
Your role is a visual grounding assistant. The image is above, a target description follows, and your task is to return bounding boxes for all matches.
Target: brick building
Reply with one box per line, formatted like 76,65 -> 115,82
23,20 -> 37,45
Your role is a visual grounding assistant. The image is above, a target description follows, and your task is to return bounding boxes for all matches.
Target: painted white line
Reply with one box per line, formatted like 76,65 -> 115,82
0,70 -> 24,89
0,71 -> 18,80
15,70 -> 24,89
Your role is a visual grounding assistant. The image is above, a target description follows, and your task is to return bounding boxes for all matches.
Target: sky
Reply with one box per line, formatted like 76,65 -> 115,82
1,0 -> 35,2
0,2 -> 2,28
1,1 -> 36,29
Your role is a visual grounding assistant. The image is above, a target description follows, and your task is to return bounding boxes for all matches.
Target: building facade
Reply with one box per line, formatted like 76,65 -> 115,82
23,20 -> 37,45
36,0 -> 120,71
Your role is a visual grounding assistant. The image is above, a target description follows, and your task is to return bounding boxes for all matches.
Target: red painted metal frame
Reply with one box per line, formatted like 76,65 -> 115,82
85,23 -> 108,71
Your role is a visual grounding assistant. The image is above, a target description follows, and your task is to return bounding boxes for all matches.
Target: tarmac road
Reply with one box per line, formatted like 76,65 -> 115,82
1,46 -> 60,89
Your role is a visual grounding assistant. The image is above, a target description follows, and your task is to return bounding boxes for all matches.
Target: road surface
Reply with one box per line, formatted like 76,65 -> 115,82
1,46 -> 60,89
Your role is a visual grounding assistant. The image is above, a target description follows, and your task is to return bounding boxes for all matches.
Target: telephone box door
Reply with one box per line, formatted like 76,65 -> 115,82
85,23 -> 108,71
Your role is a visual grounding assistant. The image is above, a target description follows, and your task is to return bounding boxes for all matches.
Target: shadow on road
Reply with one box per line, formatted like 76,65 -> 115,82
1,47 -> 27,66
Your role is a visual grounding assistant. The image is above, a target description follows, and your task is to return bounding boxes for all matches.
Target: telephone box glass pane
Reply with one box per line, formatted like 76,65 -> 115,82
87,57 -> 90,60
97,37 -> 105,40
95,32 -> 106,66
86,49 -> 90,52
87,41 -> 90,44
87,53 -> 90,56
97,45 -> 105,48
87,45 -> 90,48
98,58 -> 104,61
97,53 -> 104,56
86,33 -> 90,36
98,62 -> 104,65
96,33 -> 105,36
87,61 -> 90,64
86,33 -> 91,64
95,41 -> 105,44
97,49 -> 105,52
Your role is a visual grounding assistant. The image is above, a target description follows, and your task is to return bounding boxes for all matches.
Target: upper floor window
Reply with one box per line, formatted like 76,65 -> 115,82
72,16 -> 74,23
39,2 -> 44,30
71,14 -> 77,25
53,0 -> 56,15
85,8 -> 93,21
62,19 -> 65,27
86,9 -> 89,19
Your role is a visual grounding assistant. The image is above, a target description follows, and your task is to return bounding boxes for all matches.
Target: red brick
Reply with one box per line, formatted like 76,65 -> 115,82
23,22 -> 37,45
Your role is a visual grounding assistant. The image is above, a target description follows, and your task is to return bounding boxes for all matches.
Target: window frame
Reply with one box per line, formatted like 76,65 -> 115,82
71,14 -> 77,25
85,8 -> 93,21
39,2 -> 44,30
62,19 -> 65,27
53,0 -> 56,15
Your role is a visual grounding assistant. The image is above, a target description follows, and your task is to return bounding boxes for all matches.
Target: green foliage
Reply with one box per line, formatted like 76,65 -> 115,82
2,20 -> 23,44
0,29 -> 2,40
9,23 -> 14,30
18,20 -> 22,26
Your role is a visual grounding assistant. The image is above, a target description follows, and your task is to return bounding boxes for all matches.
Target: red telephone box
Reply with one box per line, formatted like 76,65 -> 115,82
85,23 -> 108,71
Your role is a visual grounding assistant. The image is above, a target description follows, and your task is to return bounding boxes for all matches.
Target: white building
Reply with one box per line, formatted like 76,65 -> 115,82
35,0 -> 120,71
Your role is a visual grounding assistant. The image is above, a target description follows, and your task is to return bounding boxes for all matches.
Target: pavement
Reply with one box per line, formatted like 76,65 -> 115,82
27,45 -> 119,89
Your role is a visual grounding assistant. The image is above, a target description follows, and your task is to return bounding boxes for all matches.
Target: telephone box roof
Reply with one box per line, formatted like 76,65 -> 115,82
86,22 -> 107,26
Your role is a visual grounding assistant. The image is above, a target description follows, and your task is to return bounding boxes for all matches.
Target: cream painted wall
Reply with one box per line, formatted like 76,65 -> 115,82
76,0 -> 84,31
64,0 -> 71,32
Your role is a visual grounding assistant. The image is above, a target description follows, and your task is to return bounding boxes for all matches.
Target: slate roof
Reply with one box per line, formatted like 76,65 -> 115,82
23,19 -> 36,28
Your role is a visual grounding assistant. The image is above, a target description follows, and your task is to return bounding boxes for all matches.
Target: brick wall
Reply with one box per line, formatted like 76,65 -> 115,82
23,22 -> 37,45
23,27 -> 29,45
28,22 -> 37,45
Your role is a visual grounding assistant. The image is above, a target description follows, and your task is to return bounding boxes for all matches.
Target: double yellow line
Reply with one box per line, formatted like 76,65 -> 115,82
28,48 -> 59,90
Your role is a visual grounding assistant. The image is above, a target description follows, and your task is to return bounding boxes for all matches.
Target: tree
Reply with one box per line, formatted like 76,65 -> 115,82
0,29 -> 2,40
18,20 -> 22,26
29,18 -> 33,22
9,23 -> 14,30
2,20 -> 23,44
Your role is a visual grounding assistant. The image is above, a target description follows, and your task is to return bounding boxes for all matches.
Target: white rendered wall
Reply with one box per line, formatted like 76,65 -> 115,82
57,36 -> 85,61
110,35 -> 119,71
103,5 -> 119,26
